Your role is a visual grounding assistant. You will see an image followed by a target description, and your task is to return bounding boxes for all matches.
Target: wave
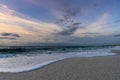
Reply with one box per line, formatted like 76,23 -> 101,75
0,46 -> 114,53
0,46 -> 119,73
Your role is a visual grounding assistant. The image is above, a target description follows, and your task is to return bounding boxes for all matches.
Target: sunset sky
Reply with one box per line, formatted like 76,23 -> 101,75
0,0 -> 120,46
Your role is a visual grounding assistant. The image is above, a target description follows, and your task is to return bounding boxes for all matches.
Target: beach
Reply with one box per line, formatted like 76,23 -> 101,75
0,50 -> 119,80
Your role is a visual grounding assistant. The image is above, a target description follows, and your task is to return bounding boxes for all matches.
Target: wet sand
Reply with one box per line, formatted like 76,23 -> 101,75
111,50 -> 120,54
0,50 -> 120,80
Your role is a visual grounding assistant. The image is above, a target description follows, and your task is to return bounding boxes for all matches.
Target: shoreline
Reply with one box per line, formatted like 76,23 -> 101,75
0,50 -> 120,80
111,50 -> 120,54
0,51 -> 116,73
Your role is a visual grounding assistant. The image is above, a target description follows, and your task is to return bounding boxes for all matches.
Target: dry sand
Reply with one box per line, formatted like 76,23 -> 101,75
0,50 -> 120,80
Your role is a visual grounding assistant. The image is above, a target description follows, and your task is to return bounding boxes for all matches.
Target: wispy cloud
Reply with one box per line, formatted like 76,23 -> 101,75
73,13 -> 117,37
0,0 -> 119,46
0,4 -> 62,45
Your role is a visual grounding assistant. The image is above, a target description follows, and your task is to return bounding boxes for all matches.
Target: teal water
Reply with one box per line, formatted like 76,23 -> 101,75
0,46 -> 114,58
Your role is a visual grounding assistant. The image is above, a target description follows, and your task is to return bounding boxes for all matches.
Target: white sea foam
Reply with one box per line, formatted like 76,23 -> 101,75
110,46 -> 120,50
0,46 -> 119,73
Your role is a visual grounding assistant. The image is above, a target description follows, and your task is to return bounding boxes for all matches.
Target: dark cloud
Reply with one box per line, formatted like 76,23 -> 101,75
0,32 -> 21,40
1,33 -> 12,36
55,0 -> 82,35
0,37 -> 16,40
72,22 -> 81,26
61,3 -> 81,20
57,19 -> 83,35
114,34 -> 120,37
1,32 -> 21,38
59,0 -> 81,20
58,26 -> 80,35
12,34 -> 20,37
57,21 -> 83,35
83,33 -> 99,35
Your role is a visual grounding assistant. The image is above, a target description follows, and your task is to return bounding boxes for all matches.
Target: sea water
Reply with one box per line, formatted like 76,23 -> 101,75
0,46 -> 119,72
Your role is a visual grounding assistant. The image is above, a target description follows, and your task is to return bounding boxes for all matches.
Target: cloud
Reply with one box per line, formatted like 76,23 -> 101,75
0,2 -> 119,46
3,0 -> 113,37
12,34 -> 20,37
54,0 -> 81,35
0,37 -> 16,40
73,13 -> 115,37
114,34 -> 120,37
58,26 -> 80,35
25,0 -> 82,35
83,32 -> 99,35
1,32 -> 20,37
0,32 -> 20,40
0,4 -> 62,45
1,33 -> 13,36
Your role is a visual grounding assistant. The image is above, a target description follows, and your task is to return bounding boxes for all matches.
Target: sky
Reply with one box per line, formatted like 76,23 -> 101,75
0,0 -> 120,46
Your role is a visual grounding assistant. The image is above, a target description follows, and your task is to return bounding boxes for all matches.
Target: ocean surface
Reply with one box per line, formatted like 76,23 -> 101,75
0,46 -> 119,72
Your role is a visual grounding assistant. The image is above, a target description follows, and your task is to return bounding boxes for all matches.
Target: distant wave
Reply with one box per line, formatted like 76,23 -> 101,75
0,46 -> 114,53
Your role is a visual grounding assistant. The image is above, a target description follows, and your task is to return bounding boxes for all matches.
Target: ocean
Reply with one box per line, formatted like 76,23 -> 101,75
0,46 -> 119,72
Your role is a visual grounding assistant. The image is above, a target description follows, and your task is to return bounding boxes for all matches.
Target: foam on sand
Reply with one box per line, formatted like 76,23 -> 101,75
0,51 -> 116,73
